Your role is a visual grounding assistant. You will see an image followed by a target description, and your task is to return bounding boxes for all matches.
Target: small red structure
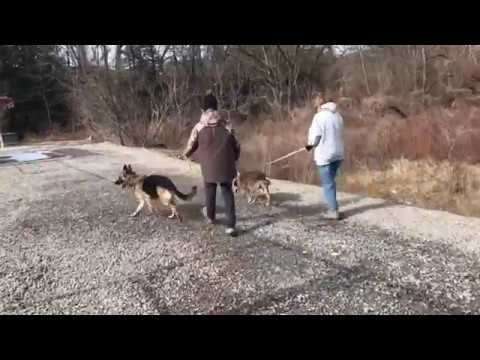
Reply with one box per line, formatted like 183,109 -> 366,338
0,96 -> 14,110
0,96 -> 14,108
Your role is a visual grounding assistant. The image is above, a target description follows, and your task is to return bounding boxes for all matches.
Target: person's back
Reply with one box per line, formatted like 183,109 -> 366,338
182,93 -> 240,236
194,109 -> 238,184
309,102 -> 344,166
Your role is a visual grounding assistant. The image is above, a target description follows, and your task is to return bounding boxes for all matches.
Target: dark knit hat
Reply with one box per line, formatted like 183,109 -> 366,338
202,92 -> 218,111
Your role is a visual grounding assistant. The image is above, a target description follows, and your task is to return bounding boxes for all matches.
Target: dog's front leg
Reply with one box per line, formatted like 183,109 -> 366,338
265,192 -> 271,206
168,205 -> 177,219
145,197 -> 154,215
131,200 -> 145,217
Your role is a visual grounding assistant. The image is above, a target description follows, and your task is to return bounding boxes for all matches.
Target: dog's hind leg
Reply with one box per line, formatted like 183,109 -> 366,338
168,200 -> 182,222
159,191 -> 181,221
263,183 -> 271,206
169,205 -> 182,222
249,185 -> 263,205
259,183 -> 271,206
168,203 -> 176,219
251,192 -> 259,204
265,189 -> 271,206
131,200 -> 145,217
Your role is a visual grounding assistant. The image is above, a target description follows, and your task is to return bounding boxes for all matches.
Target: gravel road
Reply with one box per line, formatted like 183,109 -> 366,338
1,142 -> 480,314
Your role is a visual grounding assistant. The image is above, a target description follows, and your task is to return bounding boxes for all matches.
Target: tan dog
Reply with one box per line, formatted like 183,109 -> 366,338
114,164 -> 197,221
233,170 -> 271,206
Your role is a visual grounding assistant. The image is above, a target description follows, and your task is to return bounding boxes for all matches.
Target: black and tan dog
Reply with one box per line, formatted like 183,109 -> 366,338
114,164 -> 197,221
233,170 -> 271,206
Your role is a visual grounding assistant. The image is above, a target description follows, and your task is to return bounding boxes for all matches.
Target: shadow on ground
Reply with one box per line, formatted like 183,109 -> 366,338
238,194 -> 396,236
139,173 -> 396,236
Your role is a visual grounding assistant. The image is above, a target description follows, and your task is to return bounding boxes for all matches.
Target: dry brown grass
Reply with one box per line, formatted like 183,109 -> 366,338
340,158 -> 480,217
22,126 -> 90,144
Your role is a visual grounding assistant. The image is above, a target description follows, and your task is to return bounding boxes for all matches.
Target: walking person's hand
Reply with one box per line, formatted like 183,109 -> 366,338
176,153 -> 187,161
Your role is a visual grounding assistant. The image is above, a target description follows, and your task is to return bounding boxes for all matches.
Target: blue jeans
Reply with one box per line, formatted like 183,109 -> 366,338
318,160 -> 342,211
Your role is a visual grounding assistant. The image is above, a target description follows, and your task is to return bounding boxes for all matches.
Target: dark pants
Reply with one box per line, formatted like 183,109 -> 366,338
204,182 -> 236,228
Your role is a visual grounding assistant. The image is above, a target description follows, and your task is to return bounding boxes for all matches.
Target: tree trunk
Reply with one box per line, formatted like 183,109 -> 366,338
359,46 -> 371,96
0,109 -> 5,147
157,45 -> 170,72
115,45 -> 123,70
128,45 -> 137,69
190,45 -> 197,85
102,45 -> 110,71
149,45 -> 156,73
422,46 -> 427,92
77,45 -> 89,75
42,88 -> 52,131
469,45 -> 478,65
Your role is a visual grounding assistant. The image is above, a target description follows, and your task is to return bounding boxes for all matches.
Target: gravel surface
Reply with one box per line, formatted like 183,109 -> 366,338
1,142 -> 480,314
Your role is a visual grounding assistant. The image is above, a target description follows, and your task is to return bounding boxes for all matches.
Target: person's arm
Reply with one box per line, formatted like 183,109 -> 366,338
306,114 -> 322,151
182,124 -> 201,158
305,136 -> 321,151
231,132 -> 241,161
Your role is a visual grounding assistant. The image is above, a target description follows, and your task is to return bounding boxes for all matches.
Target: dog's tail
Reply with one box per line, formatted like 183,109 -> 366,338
175,186 -> 197,201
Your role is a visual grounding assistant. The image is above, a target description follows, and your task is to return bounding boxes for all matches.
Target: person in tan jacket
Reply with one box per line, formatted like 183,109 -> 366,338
182,93 -> 240,236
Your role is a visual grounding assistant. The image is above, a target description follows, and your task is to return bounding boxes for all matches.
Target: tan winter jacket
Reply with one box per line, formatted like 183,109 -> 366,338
183,110 -> 240,183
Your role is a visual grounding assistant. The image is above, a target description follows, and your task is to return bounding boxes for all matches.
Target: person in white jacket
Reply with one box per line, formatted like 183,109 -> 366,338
306,95 -> 345,220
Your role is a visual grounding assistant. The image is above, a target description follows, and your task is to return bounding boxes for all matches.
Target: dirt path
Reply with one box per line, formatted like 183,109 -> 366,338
1,142 -> 480,314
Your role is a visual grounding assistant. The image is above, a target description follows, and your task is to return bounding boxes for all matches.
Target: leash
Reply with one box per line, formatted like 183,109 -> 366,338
263,147 -> 307,177
266,147 -> 307,166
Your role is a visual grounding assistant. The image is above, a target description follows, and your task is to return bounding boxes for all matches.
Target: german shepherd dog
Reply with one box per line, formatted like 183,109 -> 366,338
114,164 -> 197,221
233,170 -> 271,206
